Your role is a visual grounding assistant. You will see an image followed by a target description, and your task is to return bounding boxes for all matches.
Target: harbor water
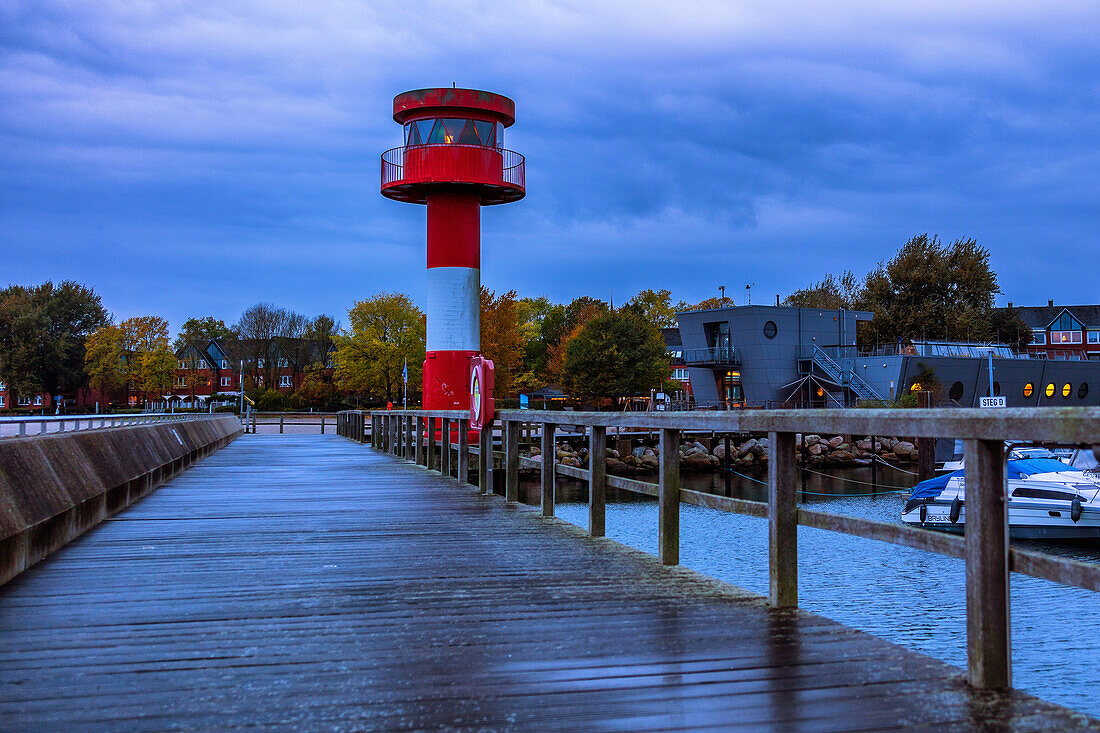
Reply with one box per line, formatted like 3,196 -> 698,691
519,464 -> 1100,718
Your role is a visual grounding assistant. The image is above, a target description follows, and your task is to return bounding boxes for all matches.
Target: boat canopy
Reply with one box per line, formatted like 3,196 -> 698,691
908,458 -> 1080,501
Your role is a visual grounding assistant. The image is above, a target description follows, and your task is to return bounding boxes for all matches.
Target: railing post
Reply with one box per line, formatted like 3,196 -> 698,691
659,427 -> 680,565
397,415 -> 405,456
441,418 -> 451,475
458,418 -> 469,484
18,423 -> 25,437
965,438 -> 1011,689
405,415 -> 414,460
769,431 -> 798,608
40,421 -> 46,435
541,422 -> 556,517
505,420 -> 519,503
414,416 -> 425,465
426,417 -> 437,471
589,425 -> 607,537
478,420 -> 493,494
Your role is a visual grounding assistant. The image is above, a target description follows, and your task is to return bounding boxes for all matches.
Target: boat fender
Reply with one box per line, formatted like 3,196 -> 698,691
949,496 -> 962,524
919,502 -> 927,524
1071,497 -> 1083,523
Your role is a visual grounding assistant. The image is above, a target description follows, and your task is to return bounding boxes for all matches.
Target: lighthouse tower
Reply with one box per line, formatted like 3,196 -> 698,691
381,88 -> 525,412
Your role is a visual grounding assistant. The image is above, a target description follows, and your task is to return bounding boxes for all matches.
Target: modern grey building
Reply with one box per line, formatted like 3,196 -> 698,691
676,305 -> 1100,410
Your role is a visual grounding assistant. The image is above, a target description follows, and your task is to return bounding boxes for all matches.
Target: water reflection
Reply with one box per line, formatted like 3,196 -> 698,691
516,466 -> 1100,717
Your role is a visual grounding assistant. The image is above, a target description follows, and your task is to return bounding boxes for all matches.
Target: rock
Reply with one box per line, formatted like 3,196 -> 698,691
606,457 -> 629,473
808,443 -> 825,456
683,451 -> 712,466
893,441 -> 915,458
829,450 -> 854,462
856,439 -> 872,451
643,447 -> 656,458
738,438 -> 758,457
828,436 -> 845,448
805,434 -> 821,445
632,446 -> 646,459
713,443 -> 728,459
606,449 -> 619,459
692,441 -> 708,453
640,454 -> 659,468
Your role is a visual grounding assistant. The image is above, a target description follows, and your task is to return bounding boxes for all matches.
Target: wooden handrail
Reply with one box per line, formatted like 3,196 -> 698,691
335,406 -> 1100,691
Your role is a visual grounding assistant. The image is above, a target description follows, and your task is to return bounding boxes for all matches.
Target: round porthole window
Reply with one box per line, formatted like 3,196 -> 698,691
1023,382 -> 1034,398
1045,382 -> 1056,398
992,381 -> 1001,396
1062,383 -> 1072,398
1079,382 -> 1089,399
949,381 -> 964,401
763,321 -> 777,339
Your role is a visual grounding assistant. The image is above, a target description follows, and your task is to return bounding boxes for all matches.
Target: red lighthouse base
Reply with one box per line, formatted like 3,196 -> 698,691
423,350 -> 478,411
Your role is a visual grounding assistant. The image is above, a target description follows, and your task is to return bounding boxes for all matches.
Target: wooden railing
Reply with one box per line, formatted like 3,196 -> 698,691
337,406 -> 1100,691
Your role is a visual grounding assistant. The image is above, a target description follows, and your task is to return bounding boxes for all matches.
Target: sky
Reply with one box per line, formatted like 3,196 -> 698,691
1,1 -> 1098,332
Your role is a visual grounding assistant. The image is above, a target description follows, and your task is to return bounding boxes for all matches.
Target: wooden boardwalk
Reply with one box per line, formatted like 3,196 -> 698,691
0,435 -> 1096,731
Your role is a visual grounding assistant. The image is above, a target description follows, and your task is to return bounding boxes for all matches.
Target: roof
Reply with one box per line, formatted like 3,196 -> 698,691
1003,304 -> 1100,329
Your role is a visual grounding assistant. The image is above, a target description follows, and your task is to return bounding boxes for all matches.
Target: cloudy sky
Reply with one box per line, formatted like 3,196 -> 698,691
2,1 -> 1097,330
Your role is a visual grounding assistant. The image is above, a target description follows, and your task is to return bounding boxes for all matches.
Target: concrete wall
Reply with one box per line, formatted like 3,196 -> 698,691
0,415 -> 241,586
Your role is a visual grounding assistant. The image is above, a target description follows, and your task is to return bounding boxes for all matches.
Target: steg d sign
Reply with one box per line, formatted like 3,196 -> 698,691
979,395 -> 1007,408
469,356 -> 495,430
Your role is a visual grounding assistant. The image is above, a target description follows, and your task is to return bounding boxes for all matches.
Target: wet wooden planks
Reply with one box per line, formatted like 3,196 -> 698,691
0,435 -> 1096,731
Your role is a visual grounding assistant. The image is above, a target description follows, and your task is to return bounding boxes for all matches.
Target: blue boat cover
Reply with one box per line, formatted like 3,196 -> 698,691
908,458 -> 1079,500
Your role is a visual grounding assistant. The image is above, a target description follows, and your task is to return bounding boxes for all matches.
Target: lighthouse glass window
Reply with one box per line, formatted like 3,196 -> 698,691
404,119 -> 501,148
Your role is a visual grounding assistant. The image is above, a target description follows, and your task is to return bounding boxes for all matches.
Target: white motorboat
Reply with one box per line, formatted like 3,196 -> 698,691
902,458 -> 1100,539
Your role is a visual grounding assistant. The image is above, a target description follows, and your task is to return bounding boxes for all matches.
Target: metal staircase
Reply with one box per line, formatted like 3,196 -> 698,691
811,346 -> 882,402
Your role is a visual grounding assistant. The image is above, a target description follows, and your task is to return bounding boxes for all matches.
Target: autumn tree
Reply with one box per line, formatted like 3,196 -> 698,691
783,271 -> 861,310
84,325 -> 126,396
480,288 -> 523,397
234,303 -> 291,389
119,316 -> 174,403
0,281 -> 109,404
625,288 -> 677,328
562,309 -> 672,401
676,295 -> 732,312
334,293 -> 425,403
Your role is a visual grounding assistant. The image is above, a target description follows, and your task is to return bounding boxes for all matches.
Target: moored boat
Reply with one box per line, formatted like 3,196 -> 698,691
902,458 -> 1100,539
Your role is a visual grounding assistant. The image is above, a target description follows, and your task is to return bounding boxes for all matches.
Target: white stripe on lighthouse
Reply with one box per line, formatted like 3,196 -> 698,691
426,266 -> 480,352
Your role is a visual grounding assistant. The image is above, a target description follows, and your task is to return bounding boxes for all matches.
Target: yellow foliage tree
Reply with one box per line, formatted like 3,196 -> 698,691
479,288 -> 523,397
84,325 -> 125,395
334,293 -> 425,403
119,316 -> 173,403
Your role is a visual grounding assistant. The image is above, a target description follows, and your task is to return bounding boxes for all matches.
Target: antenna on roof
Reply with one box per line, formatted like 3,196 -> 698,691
745,283 -> 754,306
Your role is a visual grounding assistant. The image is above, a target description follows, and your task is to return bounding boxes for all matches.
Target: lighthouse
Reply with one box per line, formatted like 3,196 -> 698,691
381,88 -> 525,412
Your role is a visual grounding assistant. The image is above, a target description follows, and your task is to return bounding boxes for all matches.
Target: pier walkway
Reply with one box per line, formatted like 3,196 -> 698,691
1,434 -> 1096,730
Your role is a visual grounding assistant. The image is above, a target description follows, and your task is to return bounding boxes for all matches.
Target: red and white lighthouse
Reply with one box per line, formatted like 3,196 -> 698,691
381,88 -> 525,412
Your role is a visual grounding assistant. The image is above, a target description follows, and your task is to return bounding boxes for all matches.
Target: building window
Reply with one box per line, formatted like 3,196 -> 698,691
221,376 -> 231,387
949,381 -> 964,401
1045,382 -> 1056,398
33,396 -> 42,406
1023,382 -> 1034,398
257,359 -> 264,368
405,118 -> 500,148
0,381 -> 6,391
279,375 -> 292,387
672,368 -> 689,381
1051,331 -> 1083,344
277,358 -> 288,367
175,376 -> 186,386
1088,332 -> 1100,344
1062,383 -> 1072,398
0,396 -> 4,407
1031,330 -> 1045,345
990,381 -> 1001,396
1051,312 -> 1084,331
178,360 -> 187,370
763,321 -> 777,339
1079,382 -> 1090,399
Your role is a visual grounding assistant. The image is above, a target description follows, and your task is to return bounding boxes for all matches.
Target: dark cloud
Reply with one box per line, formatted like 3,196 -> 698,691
1,0 -> 1098,328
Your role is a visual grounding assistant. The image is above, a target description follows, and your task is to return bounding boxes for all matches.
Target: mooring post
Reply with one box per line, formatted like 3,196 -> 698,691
320,415 -> 325,435
965,438 -> 1011,689
426,417 -> 437,471
458,418 -> 470,484
769,431 -> 798,608
871,435 -> 878,494
659,427 -> 680,565
478,420 -> 493,493
589,425 -> 607,537
541,422 -> 556,517
505,420 -> 519,503
918,437 -> 936,482
441,418 -> 451,476
279,415 -> 284,434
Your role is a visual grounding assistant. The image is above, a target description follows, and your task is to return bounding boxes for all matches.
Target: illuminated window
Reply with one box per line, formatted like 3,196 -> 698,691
815,386 -> 824,398
1023,382 -> 1034,398
1045,382 -> 1056,398
1062,383 -> 1072,398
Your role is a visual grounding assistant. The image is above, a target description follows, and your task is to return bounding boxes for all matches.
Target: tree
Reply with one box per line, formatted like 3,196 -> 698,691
119,316 -> 173,403
84,325 -> 125,396
625,288 -> 677,328
235,303 -> 291,390
334,292 -> 425,403
0,281 -> 109,404
480,288 -> 523,397
562,309 -> 672,401
676,295 -> 732,312
173,316 -> 233,351
783,271 -> 860,310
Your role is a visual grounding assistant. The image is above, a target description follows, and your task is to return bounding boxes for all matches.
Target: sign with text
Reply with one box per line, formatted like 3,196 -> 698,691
980,396 -> 1007,408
